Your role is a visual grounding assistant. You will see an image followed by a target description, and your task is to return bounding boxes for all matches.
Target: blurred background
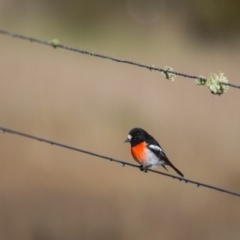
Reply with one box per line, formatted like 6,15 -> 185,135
1,0 -> 240,239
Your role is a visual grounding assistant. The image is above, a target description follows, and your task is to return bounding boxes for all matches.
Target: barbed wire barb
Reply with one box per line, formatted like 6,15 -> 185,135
1,126 -> 240,197
0,29 -> 240,90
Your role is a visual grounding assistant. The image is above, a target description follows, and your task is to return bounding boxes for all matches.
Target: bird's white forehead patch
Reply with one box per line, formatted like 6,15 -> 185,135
127,134 -> 132,140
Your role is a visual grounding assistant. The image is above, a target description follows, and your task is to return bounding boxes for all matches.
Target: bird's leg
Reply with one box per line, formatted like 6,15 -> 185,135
139,165 -> 145,171
139,164 -> 152,173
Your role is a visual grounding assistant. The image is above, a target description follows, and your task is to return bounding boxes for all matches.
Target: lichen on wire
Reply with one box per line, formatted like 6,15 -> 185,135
0,29 -> 240,94
196,73 -> 229,95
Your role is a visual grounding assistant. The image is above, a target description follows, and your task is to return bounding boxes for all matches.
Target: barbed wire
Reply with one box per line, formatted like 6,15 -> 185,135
1,126 -> 240,197
0,29 -> 240,90
1,30 -> 240,196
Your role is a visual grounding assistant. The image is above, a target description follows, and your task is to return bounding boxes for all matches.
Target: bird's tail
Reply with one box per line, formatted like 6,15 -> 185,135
164,159 -> 184,177
169,163 -> 184,177
161,156 -> 184,177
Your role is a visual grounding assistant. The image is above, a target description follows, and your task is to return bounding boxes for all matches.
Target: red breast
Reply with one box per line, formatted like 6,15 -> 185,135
131,141 -> 147,164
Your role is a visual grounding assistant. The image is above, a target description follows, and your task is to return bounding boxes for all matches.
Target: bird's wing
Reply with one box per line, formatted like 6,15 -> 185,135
147,144 -> 168,159
148,143 -> 184,177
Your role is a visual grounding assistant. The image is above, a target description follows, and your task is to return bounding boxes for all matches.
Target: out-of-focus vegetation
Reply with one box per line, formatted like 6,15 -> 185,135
1,0 -> 240,42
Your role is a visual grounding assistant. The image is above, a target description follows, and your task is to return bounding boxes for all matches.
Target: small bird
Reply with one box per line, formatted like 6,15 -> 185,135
125,128 -> 184,177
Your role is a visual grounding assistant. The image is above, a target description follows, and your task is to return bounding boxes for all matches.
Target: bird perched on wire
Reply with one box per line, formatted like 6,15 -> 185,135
125,128 -> 184,177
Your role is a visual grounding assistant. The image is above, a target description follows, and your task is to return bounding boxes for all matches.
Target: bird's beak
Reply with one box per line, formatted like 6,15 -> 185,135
124,134 -> 132,143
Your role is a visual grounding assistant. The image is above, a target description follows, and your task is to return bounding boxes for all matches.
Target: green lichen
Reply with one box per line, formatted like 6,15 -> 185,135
49,39 -> 60,48
206,72 -> 229,95
196,76 -> 206,86
161,66 -> 176,81
196,73 -> 229,95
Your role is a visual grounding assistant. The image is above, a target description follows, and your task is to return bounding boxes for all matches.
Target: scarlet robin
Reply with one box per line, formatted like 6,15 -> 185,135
125,128 -> 184,177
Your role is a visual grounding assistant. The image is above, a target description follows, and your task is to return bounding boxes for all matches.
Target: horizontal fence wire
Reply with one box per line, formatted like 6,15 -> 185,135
1,30 -> 240,197
1,126 -> 240,197
0,29 -> 240,89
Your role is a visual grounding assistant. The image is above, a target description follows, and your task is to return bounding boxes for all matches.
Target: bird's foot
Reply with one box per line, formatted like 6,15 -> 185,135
139,165 -> 152,173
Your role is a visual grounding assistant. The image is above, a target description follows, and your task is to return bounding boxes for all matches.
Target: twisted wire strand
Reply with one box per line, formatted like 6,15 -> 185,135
0,126 -> 240,197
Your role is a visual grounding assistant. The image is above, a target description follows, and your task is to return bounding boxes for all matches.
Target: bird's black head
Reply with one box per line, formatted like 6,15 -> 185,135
124,128 -> 148,146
